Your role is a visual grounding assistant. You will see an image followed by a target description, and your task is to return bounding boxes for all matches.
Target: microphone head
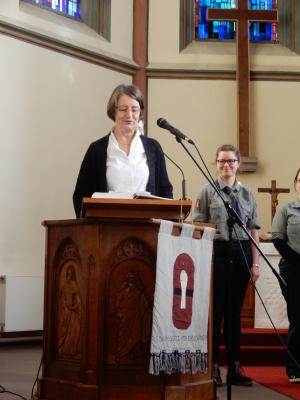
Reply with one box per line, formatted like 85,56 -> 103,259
157,118 -> 168,128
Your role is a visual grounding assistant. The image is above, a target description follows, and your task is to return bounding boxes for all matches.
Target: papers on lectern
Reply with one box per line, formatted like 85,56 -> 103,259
91,191 -> 168,200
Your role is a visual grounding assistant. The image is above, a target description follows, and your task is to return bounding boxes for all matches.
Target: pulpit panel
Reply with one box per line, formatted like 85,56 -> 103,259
39,218 -> 214,400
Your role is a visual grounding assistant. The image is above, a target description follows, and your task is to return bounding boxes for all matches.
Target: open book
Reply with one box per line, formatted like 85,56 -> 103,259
91,191 -> 169,200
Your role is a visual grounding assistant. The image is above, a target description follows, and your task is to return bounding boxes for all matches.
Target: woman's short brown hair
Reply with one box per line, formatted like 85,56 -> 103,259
294,168 -> 300,183
107,84 -> 144,121
215,144 -> 241,163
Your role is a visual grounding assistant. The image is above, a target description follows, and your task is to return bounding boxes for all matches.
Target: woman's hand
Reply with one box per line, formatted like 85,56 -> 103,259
251,264 -> 260,282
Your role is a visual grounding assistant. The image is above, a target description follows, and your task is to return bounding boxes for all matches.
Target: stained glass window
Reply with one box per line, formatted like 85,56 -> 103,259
195,0 -> 277,41
25,0 -> 81,19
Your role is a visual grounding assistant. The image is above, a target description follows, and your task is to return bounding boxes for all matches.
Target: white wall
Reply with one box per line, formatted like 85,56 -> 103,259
0,2 -> 133,277
148,77 -> 300,233
148,78 -> 237,207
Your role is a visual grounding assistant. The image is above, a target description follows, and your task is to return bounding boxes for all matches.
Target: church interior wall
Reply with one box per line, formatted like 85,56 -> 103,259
147,0 -> 300,235
148,0 -> 300,71
147,77 -> 237,211
1,0 -> 300,283
0,0 -> 134,62
0,33 -> 132,278
148,78 -> 300,236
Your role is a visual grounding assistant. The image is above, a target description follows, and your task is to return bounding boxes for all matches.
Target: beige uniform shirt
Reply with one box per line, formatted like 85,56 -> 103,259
194,179 -> 260,241
272,200 -> 300,254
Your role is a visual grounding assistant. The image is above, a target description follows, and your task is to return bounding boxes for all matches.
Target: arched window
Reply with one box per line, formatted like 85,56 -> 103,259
195,0 -> 277,41
181,0 -> 298,53
22,0 -> 111,39
24,0 -> 81,19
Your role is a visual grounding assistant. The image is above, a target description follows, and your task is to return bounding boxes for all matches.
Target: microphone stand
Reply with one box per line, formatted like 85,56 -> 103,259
163,151 -> 187,200
225,211 -> 235,399
174,136 -> 286,287
171,135 -> 286,400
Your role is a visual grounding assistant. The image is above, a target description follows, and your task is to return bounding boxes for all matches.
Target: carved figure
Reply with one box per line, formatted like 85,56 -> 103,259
58,264 -> 82,357
115,271 -> 150,362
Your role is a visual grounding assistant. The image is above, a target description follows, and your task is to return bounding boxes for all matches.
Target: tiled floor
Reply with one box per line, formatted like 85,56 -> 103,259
0,342 -> 292,400
0,341 -> 41,400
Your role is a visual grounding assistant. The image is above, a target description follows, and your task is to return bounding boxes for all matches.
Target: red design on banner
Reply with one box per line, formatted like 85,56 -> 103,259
172,253 -> 195,329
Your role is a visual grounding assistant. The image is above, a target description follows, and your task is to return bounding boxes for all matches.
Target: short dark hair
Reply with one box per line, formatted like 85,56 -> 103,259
215,144 -> 241,162
107,84 -> 144,121
294,168 -> 300,183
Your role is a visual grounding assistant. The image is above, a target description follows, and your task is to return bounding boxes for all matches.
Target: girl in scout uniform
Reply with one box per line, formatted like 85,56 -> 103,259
272,168 -> 300,383
194,144 -> 260,387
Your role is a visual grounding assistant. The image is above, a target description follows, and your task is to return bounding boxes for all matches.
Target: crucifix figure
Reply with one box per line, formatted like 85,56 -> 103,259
258,180 -> 290,222
207,1 -> 278,164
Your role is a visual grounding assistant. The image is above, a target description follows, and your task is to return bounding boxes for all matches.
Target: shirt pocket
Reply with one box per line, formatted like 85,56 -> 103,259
209,200 -> 226,224
239,201 -> 252,226
287,214 -> 300,240
288,214 -> 300,225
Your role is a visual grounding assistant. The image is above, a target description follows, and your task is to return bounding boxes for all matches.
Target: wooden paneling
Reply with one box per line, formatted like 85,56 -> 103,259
39,218 -> 215,400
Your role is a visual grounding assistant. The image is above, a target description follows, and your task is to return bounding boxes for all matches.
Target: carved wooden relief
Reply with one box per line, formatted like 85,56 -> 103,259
54,239 -> 83,361
85,254 -> 98,372
41,220 -> 214,399
106,237 -> 155,366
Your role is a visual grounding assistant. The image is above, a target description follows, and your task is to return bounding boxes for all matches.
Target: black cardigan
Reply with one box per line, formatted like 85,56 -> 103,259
73,133 -> 173,217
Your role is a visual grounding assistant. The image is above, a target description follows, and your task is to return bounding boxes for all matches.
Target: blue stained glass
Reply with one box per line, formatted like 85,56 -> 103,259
200,6 -> 207,22
195,0 -> 277,41
199,23 -> 208,39
27,0 -> 80,19
213,21 -> 219,33
219,24 -> 227,39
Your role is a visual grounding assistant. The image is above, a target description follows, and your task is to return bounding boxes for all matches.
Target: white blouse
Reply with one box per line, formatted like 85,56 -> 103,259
106,130 -> 149,193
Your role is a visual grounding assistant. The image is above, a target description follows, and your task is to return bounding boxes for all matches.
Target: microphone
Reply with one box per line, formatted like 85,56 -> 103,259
163,152 -> 187,200
157,118 -> 194,145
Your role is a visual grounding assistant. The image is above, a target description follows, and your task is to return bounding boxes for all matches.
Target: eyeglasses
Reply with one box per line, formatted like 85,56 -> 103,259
216,159 -> 238,166
116,106 -> 140,115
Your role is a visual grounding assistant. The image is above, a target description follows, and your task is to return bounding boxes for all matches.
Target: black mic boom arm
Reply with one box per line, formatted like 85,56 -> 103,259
157,118 -> 194,145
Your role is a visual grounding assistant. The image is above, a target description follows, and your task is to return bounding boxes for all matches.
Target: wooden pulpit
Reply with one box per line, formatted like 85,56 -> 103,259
38,199 -> 215,400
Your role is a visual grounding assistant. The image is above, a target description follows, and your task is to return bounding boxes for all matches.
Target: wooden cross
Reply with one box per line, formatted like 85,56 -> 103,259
258,180 -> 290,221
207,1 -> 278,158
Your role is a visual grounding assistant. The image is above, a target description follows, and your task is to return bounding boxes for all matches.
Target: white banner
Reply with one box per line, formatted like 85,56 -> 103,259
149,220 -> 215,375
